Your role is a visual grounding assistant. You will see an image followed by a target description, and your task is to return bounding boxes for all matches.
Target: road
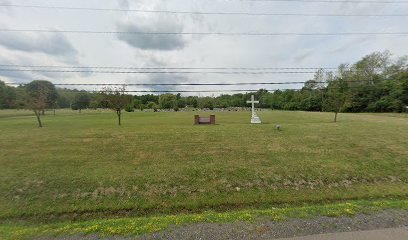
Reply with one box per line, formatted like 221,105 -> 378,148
278,228 -> 408,240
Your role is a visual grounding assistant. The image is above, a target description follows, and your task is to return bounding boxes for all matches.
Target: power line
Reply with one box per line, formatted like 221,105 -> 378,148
0,69 -> 316,74
3,79 -> 392,86
2,82 -> 385,94
4,81 -> 316,86
93,89 -> 309,93
92,87 -> 372,93
1,29 -> 408,36
0,64 -> 337,70
240,0 -> 408,3
1,4 -> 407,17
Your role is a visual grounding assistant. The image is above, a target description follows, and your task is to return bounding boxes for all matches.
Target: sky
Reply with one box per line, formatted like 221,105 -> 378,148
0,0 -> 408,95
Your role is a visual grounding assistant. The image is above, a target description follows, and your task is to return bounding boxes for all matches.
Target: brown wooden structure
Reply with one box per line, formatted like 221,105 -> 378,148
194,115 -> 215,125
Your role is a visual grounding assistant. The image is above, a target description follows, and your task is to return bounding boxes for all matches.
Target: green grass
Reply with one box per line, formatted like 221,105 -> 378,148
0,109 -> 407,225
1,199 -> 407,240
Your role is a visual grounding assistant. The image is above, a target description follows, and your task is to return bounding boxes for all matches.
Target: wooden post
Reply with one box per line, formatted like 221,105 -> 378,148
194,115 -> 200,125
210,115 -> 215,125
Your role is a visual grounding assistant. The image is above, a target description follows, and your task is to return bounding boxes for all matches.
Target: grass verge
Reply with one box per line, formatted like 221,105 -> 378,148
1,199 -> 407,240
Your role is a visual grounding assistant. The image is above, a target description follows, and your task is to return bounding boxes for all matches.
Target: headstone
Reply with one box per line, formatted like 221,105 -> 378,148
246,95 -> 262,124
194,115 -> 216,125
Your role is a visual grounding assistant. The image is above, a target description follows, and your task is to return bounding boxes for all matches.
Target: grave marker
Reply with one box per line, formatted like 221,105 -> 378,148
246,95 -> 262,124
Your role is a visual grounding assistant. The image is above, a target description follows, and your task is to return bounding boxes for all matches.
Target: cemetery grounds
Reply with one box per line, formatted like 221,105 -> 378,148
0,109 -> 407,239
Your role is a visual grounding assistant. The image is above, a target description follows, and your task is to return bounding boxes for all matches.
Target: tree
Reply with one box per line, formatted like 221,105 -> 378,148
325,77 -> 350,122
138,94 -> 159,105
25,80 -> 58,127
159,94 -> 177,109
146,101 -> 157,110
100,86 -> 132,126
0,80 -> 16,109
132,99 -> 142,109
140,104 -> 145,111
177,98 -> 186,109
72,91 -> 91,112
143,101 -> 158,112
89,100 -> 99,109
185,96 -> 198,108
354,51 -> 391,85
124,104 -> 134,112
398,70 -> 408,107
56,88 -> 76,108
199,97 -> 214,110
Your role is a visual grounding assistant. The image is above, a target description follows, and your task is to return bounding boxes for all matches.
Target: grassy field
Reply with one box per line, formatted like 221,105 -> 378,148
0,109 -> 407,228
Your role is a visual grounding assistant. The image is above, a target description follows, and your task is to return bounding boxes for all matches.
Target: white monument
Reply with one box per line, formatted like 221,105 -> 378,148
246,95 -> 262,124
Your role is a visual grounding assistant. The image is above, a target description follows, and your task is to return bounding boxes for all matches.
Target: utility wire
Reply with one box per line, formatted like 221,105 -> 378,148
0,64 -> 337,70
5,82 -> 317,86
95,89 -> 300,93
2,82 -> 384,93
1,29 -> 408,36
0,69 -> 316,74
239,0 -> 408,3
3,80 -> 391,86
92,87 -> 374,93
1,4 -> 407,17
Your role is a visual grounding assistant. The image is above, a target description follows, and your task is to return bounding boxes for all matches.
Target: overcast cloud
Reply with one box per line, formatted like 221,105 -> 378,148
0,0 -> 407,94
117,16 -> 186,51
0,31 -> 77,57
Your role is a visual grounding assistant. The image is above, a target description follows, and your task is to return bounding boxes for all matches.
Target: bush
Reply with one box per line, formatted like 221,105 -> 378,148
71,104 -> 78,110
89,100 -> 99,110
125,104 -> 134,112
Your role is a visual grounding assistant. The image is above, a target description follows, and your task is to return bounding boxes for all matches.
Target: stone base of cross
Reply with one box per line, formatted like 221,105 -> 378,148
247,95 -> 262,124
251,112 -> 262,124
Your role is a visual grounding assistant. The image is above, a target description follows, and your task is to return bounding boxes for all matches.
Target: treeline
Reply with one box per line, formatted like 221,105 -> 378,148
1,51 -> 408,114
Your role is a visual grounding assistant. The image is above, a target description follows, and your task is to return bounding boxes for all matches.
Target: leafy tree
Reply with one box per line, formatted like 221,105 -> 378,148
11,86 -> 26,109
398,71 -> 408,107
144,102 -> 158,112
199,97 -> 214,110
25,80 -> 58,127
137,94 -> 159,105
132,99 -> 142,109
100,86 -> 132,126
177,98 -> 186,109
159,94 -> 177,109
324,76 -> 350,122
72,91 -> 91,112
185,96 -> 198,108
354,51 -> 391,85
146,102 -> 154,109
140,104 -> 145,111
0,80 -> 16,109
89,100 -> 99,110
229,93 -> 246,107
56,88 -> 76,108
124,104 -> 134,112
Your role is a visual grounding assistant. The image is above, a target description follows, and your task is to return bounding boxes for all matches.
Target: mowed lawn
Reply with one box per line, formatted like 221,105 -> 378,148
0,110 -> 407,222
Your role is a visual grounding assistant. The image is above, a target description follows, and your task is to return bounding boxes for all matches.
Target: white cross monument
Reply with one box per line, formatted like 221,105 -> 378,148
246,95 -> 262,124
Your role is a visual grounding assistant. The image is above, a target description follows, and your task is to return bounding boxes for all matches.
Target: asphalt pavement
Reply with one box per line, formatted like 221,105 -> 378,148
277,228 -> 408,240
